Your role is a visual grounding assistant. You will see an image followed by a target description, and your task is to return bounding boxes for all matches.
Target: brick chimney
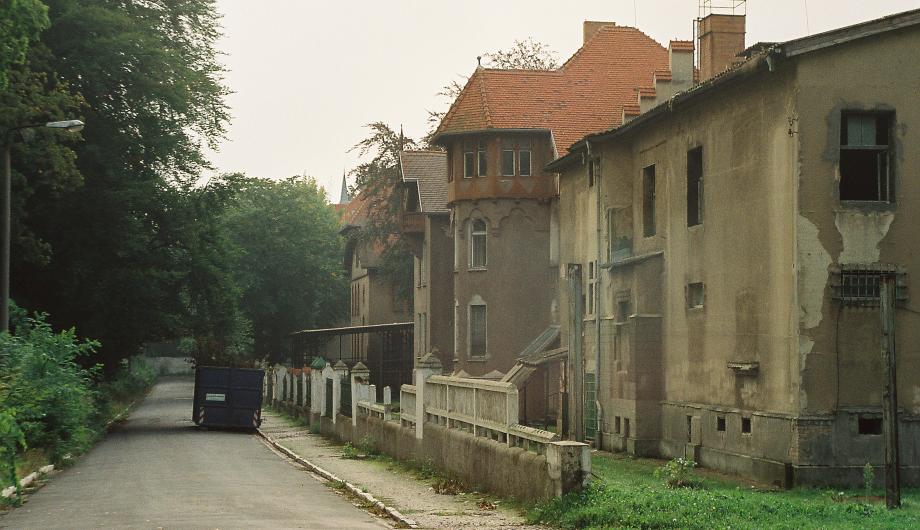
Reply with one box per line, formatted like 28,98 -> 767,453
583,20 -> 616,44
697,14 -> 745,81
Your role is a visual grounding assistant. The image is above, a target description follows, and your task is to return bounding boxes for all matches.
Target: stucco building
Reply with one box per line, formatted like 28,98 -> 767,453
550,9 -> 920,486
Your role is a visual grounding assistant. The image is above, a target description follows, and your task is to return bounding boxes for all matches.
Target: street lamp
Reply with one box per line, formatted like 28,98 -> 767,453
2,119 -> 85,333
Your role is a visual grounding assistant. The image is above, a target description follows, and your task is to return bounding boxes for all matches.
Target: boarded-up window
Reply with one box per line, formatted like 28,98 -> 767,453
642,165 -> 656,237
469,304 -> 487,357
840,112 -> 892,202
687,147 -> 703,226
519,150 -> 532,176
501,149 -> 515,176
470,219 -> 487,269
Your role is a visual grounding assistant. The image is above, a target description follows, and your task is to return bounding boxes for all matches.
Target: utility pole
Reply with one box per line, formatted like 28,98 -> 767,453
880,274 -> 901,509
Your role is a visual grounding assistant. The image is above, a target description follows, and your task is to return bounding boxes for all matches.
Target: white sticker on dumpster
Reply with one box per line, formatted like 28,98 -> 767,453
205,393 -> 226,402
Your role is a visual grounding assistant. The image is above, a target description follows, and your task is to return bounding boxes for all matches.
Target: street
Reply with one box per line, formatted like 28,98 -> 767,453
0,377 -> 388,529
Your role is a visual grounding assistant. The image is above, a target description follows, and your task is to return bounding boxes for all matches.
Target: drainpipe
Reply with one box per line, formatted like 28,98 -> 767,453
591,142 -> 605,450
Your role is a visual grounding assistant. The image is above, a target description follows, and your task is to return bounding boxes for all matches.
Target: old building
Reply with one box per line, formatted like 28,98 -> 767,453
430,22 -> 693,429
550,8 -> 920,486
397,150 -> 454,370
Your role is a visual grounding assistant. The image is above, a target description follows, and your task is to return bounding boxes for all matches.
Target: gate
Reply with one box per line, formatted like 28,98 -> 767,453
584,372 -> 597,441
325,378 -> 333,417
340,376 -> 352,417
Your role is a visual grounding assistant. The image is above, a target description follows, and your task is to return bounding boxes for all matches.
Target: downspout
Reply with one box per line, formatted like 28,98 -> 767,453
591,141 -> 604,450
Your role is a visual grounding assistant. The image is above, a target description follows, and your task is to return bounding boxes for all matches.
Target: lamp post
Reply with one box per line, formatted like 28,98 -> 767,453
2,120 -> 84,333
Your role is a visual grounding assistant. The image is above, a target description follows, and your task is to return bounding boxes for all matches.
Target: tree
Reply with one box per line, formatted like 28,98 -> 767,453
350,123 -> 416,303
0,0 -> 49,89
13,0 -> 231,368
426,38 -> 558,140
220,176 -> 347,362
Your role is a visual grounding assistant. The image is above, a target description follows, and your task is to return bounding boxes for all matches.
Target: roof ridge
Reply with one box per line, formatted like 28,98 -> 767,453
433,67 -> 479,138
560,24 -> 666,71
477,68 -> 493,128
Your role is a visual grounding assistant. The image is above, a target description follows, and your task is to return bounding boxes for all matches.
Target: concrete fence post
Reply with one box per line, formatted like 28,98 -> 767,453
546,441 -> 591,497
332,360 -> 348,424
351,362 -> 370,427
311,368 -> 323,415
414,353 -> 443,440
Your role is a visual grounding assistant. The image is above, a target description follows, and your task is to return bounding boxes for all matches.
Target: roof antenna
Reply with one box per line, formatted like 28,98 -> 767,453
477,56 -> 482,67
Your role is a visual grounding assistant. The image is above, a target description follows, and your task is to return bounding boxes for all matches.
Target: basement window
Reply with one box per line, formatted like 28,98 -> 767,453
642,165 -> 656,237
716,416 -> 726,432
858,416 -> 882,435
741,417 -> 752,435
687,283 -> 705,309
687,147 -> 704,226
839,112 -> 893,202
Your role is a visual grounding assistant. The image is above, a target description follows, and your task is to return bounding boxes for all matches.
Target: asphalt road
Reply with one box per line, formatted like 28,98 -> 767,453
0,376 -> 388,529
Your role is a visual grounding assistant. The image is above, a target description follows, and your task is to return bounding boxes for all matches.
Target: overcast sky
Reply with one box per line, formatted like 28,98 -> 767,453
206,0 -> 920,201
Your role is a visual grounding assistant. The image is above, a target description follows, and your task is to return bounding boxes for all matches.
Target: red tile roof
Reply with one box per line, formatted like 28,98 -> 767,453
434,25 -> 670,154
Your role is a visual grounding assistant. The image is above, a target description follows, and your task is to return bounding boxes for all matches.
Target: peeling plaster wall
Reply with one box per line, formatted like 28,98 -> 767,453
795,27 -> 920,422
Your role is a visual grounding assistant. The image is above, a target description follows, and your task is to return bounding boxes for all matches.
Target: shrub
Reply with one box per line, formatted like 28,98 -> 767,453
341,442 -> 360,459
863,463 -> 875,495
357,435 -> 377,456
654,457 -> 699,489
0,312 -> 99,465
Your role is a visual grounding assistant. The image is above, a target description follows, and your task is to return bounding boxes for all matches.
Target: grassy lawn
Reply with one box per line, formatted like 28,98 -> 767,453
527,452 -> 919,529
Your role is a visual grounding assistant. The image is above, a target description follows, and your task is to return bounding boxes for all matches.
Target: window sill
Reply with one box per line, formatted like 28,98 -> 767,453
468,267 -> 487,272
838,200 -> 896,212
467,356 -> 489,362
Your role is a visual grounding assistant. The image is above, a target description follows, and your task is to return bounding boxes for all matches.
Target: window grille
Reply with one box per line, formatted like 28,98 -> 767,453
832,264 -> 907,306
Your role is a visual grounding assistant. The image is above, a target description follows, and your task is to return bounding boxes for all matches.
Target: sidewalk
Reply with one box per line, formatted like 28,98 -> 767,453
259,411 -> 546,529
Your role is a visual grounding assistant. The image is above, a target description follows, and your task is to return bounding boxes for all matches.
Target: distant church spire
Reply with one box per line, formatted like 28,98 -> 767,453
339,171 -> 352,204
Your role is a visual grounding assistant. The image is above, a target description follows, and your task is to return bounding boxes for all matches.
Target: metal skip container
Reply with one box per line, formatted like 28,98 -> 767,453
193,366 -> 265,429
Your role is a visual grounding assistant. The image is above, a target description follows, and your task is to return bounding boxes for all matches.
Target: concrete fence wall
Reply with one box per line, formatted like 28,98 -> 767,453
267,358 -> 590,502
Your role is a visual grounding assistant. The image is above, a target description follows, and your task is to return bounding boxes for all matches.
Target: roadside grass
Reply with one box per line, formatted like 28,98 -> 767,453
527,451 -> 920,529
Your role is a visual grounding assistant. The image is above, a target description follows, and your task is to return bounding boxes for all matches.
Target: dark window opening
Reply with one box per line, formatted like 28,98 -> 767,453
839,112 -> 893,202
716,416 -> 726,432
501,149 -> 515,176
447,150 -> 454,182
687,147 -> 703,226
741,416 -> 752,434
686,415 -> 693,442
588,158 -> 600,187
617,298 -> 630,323
624,418 -> 631,439
643,165 -> 656,237
687,282 -> 705,309
519,150 -> 532,176
614,416 -> 621,434
858,416 -> 882,435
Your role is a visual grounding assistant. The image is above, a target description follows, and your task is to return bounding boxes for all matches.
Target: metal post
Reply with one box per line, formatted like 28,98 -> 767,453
2,142 -> 10,333
880,275 -> 901,509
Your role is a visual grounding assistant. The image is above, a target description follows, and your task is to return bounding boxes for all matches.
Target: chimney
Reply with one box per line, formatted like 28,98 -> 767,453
697,13 -> 745,81
583,20 -> 616,44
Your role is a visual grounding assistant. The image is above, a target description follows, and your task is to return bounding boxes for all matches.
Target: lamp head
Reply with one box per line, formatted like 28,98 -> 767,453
45,120 -> 84,133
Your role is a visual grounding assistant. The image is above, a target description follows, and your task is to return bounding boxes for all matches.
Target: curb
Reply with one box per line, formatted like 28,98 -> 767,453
257,427 -> 419,529
1,465 -> 55,500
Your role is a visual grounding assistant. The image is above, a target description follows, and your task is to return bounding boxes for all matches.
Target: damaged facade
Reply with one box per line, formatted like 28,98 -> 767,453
549,9 -> 920,486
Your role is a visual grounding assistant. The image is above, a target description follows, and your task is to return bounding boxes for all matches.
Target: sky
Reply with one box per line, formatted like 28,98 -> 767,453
207,0 -> 920,202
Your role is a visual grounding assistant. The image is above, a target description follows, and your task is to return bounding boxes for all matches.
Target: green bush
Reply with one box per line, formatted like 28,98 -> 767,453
0,311 -> 98,466
654,457 -> 699,489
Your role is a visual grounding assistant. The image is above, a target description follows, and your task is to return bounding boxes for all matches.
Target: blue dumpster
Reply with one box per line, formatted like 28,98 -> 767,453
193,366 -> 264,429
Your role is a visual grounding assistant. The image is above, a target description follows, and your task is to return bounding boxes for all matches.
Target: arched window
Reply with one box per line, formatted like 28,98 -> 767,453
469,219 -> 487,269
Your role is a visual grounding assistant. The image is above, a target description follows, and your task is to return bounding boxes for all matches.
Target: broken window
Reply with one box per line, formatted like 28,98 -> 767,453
687,147 -> 704,226
519,150 -> 532,176
477,140 -> 487,177
839,112 -> 893,202
741,416 -> 752,434
858,416 -> 882,435
469,303 -> 487,357
470,219 -> 487,269
501,148 -> 515,176
642,165 -> 656,237
687,282 -> 705,309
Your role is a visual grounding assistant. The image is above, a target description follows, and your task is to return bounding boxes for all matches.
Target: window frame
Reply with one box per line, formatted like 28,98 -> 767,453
501,148 -> 515,176
839,111 -> 894,203
477,141 -> 487,177
463,150 -> 475,178
519,149 -> 532,176
468,301 -> 488,358
469,218 -> 488,270
642,164 -> 656,237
